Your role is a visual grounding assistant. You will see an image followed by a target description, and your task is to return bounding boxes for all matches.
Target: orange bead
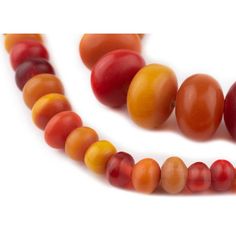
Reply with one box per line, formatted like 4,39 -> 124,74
23,74 -> 64,109
5,34 -> 43,53
161,157 -> 188,194
138,34 -> 144,38
132,158 -> 161,194
65,127 -> 99,161
32,93 -> 71,130
79,34 -> 141,69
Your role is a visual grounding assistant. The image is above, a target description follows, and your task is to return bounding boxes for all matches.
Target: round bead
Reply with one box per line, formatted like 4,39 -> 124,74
91,49 -> 145,107
32,93 -> 71,130
175,74 -> 224,140
127,64 -> 178,129
210,160 -> 235,192
15,58 -> 55,90
84,140 -> 116,174
80,34 -> 141,69
106,152 -> 135,188
161,157 -> 188,194
187,162 -> 211,193
132,158 -> 161,194
23,74 -> 64,109
44,111 -> 82,149
5,34 -> 43,53
65,127 -> 99,161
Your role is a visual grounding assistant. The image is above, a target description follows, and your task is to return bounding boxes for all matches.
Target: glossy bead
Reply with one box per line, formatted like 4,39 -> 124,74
23,74 -> 64,109
127,64 -> 178,129
176,74 -> 224,140
10,40 -> 49,70
80,34 -> 141,69
91,49 -> 145,107
210,160 -> 235,192
106,152 -> 135,188
161,157 -> 188,194
132,158 -> 161,194
5,34 -> 43,53
84,140 -> 116,174
15,58 -> 55,90
187,162 -> 211,193
65,127 -> 99,161
224,82 -> 236,140
32,93 -> 71,130
44,111 -> 82,149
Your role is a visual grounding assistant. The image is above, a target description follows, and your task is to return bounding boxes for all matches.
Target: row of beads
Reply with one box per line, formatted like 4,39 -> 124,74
4,34 -> 236,194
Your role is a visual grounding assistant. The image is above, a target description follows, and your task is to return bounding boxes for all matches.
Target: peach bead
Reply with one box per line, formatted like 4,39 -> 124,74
23,74 -> 64,109
65,127 -> 99,161
84,140 -> 116,174
32,93 -> 71,130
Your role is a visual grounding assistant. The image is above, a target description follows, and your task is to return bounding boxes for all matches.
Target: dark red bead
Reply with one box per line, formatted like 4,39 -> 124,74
10,40 -> 49,70
187,162 -> 211,193
210,160 -> 235,192
106,152 -> 135,188
15,58 -> 55,90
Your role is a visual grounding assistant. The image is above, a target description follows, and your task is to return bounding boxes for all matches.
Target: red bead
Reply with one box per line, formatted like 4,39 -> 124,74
10,40 -> 49,70
187,162 -> 211,193
91,49 -> 145,107
210,160 -> 235,192
15,58 -> 55,90
106,152 -> 135,188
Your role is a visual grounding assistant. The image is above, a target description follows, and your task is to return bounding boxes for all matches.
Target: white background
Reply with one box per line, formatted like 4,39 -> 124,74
1,0 -> 236,235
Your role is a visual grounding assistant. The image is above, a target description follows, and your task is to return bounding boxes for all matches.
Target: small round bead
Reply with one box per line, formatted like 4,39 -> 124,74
161,157 -> 188,194
187,162 -> 211,193
84,140 -> 116,174
65,127 -> 99,161
210,160 -> 235,192
23,74 -> 64,109
5,34 -> 43,53
44,111 -> 82,149
132,158 -> 161,194
32,93 -> 71,130
106,152 -> 135,188
15,58 -> 55,90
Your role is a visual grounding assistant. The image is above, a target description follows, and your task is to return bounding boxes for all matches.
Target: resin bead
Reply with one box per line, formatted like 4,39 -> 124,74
210,160 -> 235,192
65,127 -> 99,161
15,58 -> 55,90
187,162 -> 211,193
80,34 -> 141,69
132,158 -> 161,194
127,64 -> 178,129
32,93 -> 71,130
23,74 -> 64,109
91,49 -> 145,107
44,111 -> 82,149
106,152 -> 135,188
161,157 -> 188,194
175,74 -> 224,140
84,140 -> 116,174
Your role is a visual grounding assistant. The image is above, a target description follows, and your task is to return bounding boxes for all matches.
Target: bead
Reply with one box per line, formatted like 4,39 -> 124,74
84,140 -> 116,174
132,158 -> 161,194
5,34 -> 43,53
44,111 -> 82,149
32,93 -> 71,130
10,40 -> 49,70
91,49 -> 145,107
106,152 -> 135,188
138,34 -> 144,38
161,157 -> 188,194
80,34 -> 141,69
210,160 -> 235,192
187,162 -> 211,193
176,74 -> 224,140
65,127 -> 99,161
127,64 -> 178,129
